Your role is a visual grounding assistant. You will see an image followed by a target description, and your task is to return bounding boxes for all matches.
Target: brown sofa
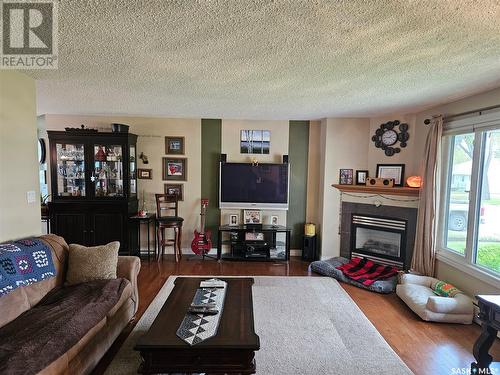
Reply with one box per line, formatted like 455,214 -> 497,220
0,234 -> 141,375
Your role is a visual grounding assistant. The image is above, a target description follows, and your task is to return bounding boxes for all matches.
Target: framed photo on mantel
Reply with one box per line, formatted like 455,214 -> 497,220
339,169 -> 353,185
376,164 -> 405,187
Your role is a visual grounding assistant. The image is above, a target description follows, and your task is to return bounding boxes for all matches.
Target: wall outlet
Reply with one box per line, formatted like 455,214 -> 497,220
27,190 -> 36,204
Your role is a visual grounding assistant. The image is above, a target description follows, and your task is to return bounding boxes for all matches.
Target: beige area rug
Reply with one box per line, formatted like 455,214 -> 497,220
105,276 -> 413,375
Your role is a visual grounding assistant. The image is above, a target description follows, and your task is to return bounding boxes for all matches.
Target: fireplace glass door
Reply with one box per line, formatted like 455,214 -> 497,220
354,227 -> 402,258
351,214 -> 407,267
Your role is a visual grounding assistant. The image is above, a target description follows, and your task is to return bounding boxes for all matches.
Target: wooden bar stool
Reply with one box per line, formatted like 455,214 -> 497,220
155,194 -> 184,262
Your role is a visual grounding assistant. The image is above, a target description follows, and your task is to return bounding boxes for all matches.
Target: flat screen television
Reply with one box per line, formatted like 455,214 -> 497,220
219,162 -> 289,210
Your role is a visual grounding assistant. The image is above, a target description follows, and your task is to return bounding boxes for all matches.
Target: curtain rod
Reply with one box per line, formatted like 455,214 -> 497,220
424,103 -> 500,125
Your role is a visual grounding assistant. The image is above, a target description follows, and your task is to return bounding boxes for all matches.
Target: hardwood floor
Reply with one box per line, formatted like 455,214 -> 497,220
93,256 -> 500,375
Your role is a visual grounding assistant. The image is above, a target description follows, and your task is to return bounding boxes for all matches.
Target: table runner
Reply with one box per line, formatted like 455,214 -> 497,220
176,281 -> 227,345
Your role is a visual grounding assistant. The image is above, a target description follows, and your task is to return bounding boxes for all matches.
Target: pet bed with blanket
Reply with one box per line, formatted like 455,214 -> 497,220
309,256 -> 398,294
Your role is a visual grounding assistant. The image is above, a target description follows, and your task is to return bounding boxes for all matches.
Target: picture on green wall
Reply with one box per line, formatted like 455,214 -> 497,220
240,130 -> 270,154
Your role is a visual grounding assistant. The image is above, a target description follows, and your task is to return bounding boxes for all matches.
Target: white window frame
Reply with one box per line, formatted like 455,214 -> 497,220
437,110 -> 500,287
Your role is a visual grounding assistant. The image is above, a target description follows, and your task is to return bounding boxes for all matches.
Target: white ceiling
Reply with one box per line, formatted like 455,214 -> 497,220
29,0 -> 500,120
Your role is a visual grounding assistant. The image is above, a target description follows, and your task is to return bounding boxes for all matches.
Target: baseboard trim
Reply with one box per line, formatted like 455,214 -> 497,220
145,248 -> 304,258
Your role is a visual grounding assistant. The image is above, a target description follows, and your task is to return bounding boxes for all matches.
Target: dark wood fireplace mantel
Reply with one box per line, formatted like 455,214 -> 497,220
332,184 -> 420,197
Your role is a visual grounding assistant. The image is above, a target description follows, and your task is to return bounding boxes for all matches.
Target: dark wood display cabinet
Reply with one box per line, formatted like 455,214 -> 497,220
47,130 -> 138,254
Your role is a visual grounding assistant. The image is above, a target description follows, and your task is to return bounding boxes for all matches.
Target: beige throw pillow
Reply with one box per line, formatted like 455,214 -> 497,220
66,241 -> 120,285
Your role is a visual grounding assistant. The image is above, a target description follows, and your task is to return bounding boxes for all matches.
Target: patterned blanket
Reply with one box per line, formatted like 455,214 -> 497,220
336,257 -> 398,286
0,238 -> 56,296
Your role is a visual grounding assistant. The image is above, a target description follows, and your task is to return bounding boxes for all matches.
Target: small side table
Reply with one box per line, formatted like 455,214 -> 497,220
129,213 -> 156,261
472,295 -> 500,372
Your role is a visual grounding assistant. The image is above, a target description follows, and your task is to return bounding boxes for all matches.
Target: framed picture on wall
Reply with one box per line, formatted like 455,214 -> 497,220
137,168 -> 152,179
376,164 -> 405,187
339,169 -> 353,185
165,136 -> 185,155
240,130 -> 270,154
164,183 -> 184,201
162,157 -> 187,181
355,170 -> 369,185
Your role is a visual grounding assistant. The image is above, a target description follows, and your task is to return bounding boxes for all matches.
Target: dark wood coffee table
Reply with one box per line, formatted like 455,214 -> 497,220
134,277 -> 260,374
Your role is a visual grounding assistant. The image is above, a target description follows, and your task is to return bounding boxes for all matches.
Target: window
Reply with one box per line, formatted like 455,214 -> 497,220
476,129 -> 500,273
441,121 -> 500,276
444,133 -> 474,254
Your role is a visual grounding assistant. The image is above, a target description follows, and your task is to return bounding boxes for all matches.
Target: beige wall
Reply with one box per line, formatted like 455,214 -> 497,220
0,71 -> 40,241
316,118 -> 370,259
42,115 -> 201,251
220,119 -> 289,228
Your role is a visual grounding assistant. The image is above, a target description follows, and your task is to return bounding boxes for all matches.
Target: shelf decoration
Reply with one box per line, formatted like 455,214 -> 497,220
339,169 -> 353,185
376,164 -> 405,187
406,176 -> 422,188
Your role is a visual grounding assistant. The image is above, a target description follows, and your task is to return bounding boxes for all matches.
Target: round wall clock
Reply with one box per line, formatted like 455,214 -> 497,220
371,120 -> 409,156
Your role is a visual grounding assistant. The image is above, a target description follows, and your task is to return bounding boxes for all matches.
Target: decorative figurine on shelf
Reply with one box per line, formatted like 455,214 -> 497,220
138,190 -> 147,217
107,148 -> 117,161
95,146 -> 106,161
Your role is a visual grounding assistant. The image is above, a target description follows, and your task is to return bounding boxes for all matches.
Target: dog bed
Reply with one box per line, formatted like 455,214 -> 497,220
309,256 -> 397,294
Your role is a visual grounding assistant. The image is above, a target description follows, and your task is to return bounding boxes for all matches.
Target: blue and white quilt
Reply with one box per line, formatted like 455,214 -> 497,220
0,238 -> 56,296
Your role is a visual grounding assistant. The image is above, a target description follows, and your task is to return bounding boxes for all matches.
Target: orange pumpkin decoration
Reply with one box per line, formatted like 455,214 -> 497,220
407,176 -> 422,188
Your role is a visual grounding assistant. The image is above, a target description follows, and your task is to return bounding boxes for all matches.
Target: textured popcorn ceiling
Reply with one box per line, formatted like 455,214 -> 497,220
30,1 -> 500,119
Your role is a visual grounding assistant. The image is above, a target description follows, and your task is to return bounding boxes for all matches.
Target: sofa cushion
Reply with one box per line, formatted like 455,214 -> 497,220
0,234 -> 68,329
0,278 -> 128,375
106,280 -> 133,318
66,241 -> 119,285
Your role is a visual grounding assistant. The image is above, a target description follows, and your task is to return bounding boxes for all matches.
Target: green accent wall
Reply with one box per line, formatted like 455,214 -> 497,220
201,119 -> 222,247
287,121 -> 310,249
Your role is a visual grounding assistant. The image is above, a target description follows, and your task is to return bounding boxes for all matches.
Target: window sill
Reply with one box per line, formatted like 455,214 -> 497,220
436,249 -> 500,289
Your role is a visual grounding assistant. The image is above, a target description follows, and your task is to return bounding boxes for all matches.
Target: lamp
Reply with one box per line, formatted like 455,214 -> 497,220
407,176 -> 422,188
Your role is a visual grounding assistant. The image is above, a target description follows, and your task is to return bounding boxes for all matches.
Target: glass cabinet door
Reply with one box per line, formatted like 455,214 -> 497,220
92,144 -> 124,197
129,145 -> 137,196
55,143 -> 86,197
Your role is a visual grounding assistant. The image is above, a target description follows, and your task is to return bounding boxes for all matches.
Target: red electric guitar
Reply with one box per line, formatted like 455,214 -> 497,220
191,198 -> 212,256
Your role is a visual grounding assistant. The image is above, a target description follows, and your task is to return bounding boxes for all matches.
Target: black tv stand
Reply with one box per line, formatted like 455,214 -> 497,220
217,224 -> 291,262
